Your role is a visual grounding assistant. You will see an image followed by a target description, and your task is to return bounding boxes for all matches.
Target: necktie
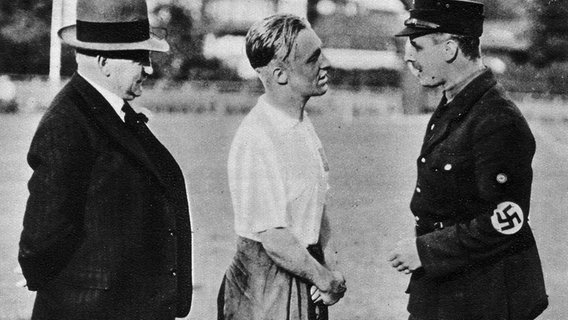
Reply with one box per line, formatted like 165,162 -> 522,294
121,101 -> 162,168
122,102 -> 149,127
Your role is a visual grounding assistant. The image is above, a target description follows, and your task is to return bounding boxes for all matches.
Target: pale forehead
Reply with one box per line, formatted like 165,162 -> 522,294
409,34 -> 436,46
291,28 -> 322,60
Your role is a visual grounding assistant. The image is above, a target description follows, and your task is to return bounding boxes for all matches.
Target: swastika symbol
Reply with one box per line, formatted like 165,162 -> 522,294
491,202 -> 524,235
496,204 -> 522,231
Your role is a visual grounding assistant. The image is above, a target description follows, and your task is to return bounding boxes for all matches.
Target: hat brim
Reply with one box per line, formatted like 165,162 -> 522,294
395,26 -> 438,37
58,25 -> 169,52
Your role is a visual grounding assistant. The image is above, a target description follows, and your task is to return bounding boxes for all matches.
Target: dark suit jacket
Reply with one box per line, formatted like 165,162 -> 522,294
18,74 -> 192,319
407,70 -> 548,320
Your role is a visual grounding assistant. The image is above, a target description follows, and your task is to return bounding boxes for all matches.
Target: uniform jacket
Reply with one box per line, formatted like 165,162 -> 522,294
18,74 -> 192,319
408,70 -> 548,320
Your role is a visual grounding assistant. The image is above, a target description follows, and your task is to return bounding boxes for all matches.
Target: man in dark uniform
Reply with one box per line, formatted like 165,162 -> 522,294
18,0 -> 192,319
388,1 -> 548,319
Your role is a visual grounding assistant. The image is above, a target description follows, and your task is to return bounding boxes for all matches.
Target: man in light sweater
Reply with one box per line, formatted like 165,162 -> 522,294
217,13 -> 346,320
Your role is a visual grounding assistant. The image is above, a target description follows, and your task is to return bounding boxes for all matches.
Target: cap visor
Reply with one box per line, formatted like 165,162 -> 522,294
58,25 -> 170,52
395,26 -> 437,37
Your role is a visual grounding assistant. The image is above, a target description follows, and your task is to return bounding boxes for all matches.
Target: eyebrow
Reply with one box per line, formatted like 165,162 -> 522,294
409,40 -> 422,49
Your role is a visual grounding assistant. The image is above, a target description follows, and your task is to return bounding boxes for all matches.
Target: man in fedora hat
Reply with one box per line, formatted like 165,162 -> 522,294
388,0 -> 548,319
18,0 -> 192,319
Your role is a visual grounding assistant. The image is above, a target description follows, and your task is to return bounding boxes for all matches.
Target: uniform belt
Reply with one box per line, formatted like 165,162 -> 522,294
415,216 -> 458,235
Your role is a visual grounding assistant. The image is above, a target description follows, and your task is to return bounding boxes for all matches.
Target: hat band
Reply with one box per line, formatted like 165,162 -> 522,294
77,19 -> 150,43
410,10 -> 483,36
404,18 -> 441,30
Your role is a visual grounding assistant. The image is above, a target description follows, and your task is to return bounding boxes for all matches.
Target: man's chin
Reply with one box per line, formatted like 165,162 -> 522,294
311,91 -> 327,98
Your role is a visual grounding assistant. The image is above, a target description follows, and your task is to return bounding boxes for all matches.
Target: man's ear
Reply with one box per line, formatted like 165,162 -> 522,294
444,39 -> 459,62
98,56 -> 111,77
273,67 -> 288,85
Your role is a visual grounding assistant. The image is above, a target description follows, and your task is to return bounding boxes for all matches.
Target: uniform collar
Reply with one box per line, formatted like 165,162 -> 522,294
258,94 -> 305,132
444,67 -> 487,103
441,68 -> 497,120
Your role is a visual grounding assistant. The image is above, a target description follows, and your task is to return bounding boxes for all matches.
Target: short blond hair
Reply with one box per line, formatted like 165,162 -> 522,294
245,14 -> 310,69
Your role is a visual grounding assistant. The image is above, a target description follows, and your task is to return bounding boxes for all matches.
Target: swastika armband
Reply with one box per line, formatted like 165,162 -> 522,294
491,201 -> 524,235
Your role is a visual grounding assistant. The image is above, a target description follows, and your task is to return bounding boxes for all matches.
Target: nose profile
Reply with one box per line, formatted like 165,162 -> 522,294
404,40 -> 415,62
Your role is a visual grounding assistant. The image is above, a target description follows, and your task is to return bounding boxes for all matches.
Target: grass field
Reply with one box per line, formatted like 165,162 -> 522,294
1,91 -> 567,319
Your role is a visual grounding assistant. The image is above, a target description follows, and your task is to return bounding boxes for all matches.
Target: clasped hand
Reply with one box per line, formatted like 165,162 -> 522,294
310,271 -> 346,306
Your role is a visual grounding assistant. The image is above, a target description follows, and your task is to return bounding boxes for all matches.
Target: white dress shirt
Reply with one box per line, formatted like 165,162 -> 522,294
79,72 -> 126,122
228,95 -> 329,247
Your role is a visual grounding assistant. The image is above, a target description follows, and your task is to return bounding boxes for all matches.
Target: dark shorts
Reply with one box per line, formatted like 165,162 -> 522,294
217,237 -> 328,320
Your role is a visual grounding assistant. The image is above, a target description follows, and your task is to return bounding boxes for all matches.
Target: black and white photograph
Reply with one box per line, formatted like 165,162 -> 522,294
0,0 -> 566,319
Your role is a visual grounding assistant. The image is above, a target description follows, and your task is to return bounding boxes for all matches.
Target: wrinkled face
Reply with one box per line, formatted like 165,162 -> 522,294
285,28 -> 331,98
106,54 -> 153,101
404,34 -> 447,88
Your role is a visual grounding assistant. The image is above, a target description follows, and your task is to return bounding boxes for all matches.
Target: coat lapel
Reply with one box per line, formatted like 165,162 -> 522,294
70,74 -> 167,188
421,69 -> 498,155
421,117 -> 451,155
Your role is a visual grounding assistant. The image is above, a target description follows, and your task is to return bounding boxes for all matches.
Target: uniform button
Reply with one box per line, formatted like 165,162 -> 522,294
420,157 -> 426,163
415,216 -> 420,221
444,164 -> 452,171
416,187 -> 421,193
170,268 -> 177,277
496,173 -> 508,184
168,228 -> 175,236
430,124 -> 435,130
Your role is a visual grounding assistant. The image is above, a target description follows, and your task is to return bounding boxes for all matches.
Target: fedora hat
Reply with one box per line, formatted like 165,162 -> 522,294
58,0 -> 169,52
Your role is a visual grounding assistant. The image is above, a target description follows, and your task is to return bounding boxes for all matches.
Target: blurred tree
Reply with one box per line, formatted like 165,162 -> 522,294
526,0 -> 568,67
151,3 -> 203,80
0,0 -> 51,74
307,0 -> 319,24
151,2 -> 240,81
397,0 -> 525,19
480,0 -> 526,20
